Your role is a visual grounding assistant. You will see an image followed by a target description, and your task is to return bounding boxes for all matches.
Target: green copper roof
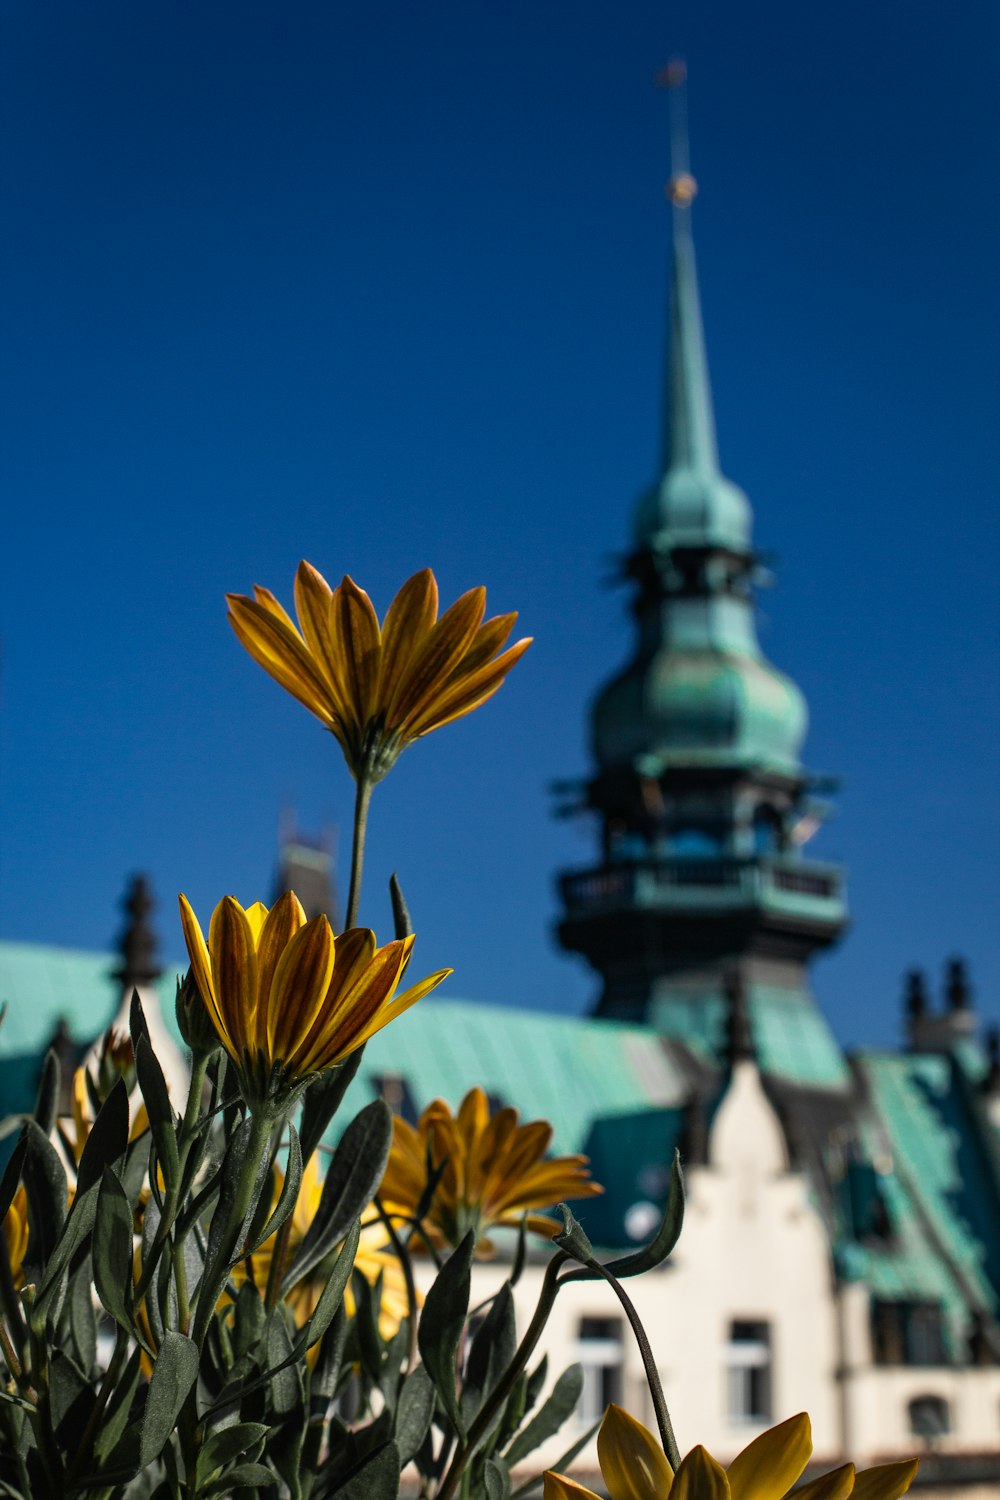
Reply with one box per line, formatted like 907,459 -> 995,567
649,981 -> 852,1092
634,219 -> 751,555
841,1051 -> 1000,1356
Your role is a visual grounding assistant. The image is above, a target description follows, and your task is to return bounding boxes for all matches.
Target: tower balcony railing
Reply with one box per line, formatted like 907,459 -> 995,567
559,852 -> 844,920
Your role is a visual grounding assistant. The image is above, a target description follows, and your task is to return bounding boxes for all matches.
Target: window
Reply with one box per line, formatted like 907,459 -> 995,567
372,1073 -> 419,1124
908,1395 -> 950,1441
576,1317 -> 624,1426
872,1301 -> 946,1367
727,1322 -> 772,1424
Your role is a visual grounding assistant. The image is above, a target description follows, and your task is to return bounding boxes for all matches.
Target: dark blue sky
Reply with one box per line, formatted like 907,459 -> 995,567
2,2 -> 997,1051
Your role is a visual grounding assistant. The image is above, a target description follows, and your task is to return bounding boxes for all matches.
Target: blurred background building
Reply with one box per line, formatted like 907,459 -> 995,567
2,105 -> 999,1496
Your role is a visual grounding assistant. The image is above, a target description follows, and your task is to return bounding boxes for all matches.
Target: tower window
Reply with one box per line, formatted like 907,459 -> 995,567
726,1321 -> 772,1424
575,1316 -> 624,1426
872,1301 -> 946,1367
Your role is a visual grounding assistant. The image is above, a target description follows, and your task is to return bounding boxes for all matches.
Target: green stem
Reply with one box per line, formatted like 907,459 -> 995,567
134,1052 -> 210,1306
344,775 -> 373,929
375,1194 -> 418,1379
437,1252 -> 568,1500
192,1109 -> 273,1349
64,1329 -> 128,1488
586,1258 -> 680,1470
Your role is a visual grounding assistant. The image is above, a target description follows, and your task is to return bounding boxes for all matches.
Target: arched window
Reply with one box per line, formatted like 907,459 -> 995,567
908,1395 -> 950,1441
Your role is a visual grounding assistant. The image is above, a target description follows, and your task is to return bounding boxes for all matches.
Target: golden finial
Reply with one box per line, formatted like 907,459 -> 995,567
655,56 -> 697,210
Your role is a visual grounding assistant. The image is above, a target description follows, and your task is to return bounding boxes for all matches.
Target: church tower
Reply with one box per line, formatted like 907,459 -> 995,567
556,76 -> 847,1076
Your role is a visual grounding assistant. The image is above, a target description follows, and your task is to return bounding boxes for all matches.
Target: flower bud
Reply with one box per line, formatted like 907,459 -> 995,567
175,969 -> 222,1057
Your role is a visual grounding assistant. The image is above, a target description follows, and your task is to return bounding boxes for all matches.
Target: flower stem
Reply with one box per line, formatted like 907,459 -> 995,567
345,774 -> 373,929
437,1252 -> 568,1500
585,1258 -> 680,1470
375,1194 -> 418,1379
192,1108 -> 273,1348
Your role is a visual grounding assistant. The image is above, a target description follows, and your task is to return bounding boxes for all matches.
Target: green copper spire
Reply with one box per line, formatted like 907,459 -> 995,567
634,186 -> 752,554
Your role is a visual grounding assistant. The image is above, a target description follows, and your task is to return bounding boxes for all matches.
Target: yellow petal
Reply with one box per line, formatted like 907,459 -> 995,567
672,1447 -> 730,1500
597,1405 -> 674,1500
178,894 -> 237,1061
405,635 -> 532,738
793,1465 -> 856,1500
255,892 -> 307,1053
378,569 -> 439,718
347,967 -> 451,1053
851,1460 -> 919,1499
293,561 -> 347,702
727,1413 -> 812,1500
266,915 -> 337,1069
389,586 -> 486,730
544,1475 -> 603,1500
208,897 -> 259,1060
331,575 -> 382,732
244,901 -> 270,944
227,595 -> 337,726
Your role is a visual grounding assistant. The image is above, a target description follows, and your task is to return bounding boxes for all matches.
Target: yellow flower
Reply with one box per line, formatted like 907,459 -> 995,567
543,1407 -> 919,1500
178,891 -> 449,1107
230,1153 -> 412,1350
378,1086 -> 602,1253
2,1185 -> 29,1288
227,564 -> 532,782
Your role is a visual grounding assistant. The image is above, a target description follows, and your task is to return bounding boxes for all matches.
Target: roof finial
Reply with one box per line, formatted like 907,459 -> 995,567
656,58 -> 698,211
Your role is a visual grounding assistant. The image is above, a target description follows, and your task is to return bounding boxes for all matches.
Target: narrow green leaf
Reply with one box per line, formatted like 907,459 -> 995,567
461,1282 -> 516,1430
0,1134 -> 26,1223
21,1120 -> 68,1280
76,1078 -> 129,1197
201,1461 -> 276,1495
389,872 -> 413,939
510,1415 -> 601,1500
48,1348 -> 96,1448
69,1248 -> 98,1371
394,1365 -> 436,1464
196,1422 -> 268,1483
504,1363 -> 584,1468
331,1440 -> 401,1500
32,1050 -> 60,1136
245,1124 -> 302,1256
266,1309 -> 302,1418
139,1331 -> 199,1467
134,1036 -> 179,1187
93,1346 -> 143,1462
306,1218 -> 360,1350
93,1167 -> 134,1331
599,1152 -> 685,1281
298,1049 -> 364,1165
285,1100 -> 392,1288
129,989 -> 150,1053
484,1457 -> 511,1500
416,1229 -> 474,1440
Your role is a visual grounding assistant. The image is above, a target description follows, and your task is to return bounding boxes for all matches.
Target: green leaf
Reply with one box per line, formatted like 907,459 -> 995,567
0,1133 -> 26,1223
298,1049 -> 364,1165
68,1247 -> 98,1371
196,1422 -> 268,1484
416,1229 -> 474,1440
525,1354 -> 548,1413
32,1174 -> 100,1330
201,1461 -> 276,1495
504,1363 -> 584,1467
484,1457 -> 511,1500
134,1036 -> 179,1188
330,1440 -> 401,1500
139,1331 -> 199,1468
93,1346 -> 143,1462
581,1152 -> 685,1283
266,1309 -> 303,1418
462,1282 -> 517,1431
389,873 -> 413,939
93,1167 -> 135,1332
21,1119 -> 68,1280
48,1347 -> 96,1448
76,1078 -> 129,1197
306,1217 -> 361,1351
129,988 -> 150,1052
510,1416 -> 601,1500
32,1050 -> 60,1136
285,1100 -> 392,1288
232,1280 -> 267,1360
245,1123 -> 302,1256
394,1365 -> 435,1465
